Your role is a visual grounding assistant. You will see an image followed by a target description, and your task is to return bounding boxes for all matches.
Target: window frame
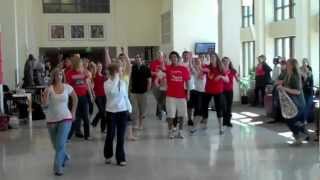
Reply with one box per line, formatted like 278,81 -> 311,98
42,0 -> 111,14
241,41 -> 256,77
241,1 -> 255,28
274,36 -> 295,59
274,0 -> 295,21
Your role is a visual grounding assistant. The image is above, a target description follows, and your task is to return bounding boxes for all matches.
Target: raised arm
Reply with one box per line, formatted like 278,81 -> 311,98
121,47 -> 132,77
104,47 -> 112,69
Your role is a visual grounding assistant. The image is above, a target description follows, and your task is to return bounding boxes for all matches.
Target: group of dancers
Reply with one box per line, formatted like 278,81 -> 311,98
40,47 -> 247,176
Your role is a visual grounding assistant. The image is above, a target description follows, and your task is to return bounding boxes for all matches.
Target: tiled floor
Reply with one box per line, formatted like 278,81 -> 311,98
0,104 -> 319,180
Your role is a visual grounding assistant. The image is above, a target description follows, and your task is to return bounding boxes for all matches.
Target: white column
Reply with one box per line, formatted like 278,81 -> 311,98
295,0 -> 310,62
219,0 -> 241,101
0,25 -> 4,113
13,0 -> 20,86
255,0 -> 266,57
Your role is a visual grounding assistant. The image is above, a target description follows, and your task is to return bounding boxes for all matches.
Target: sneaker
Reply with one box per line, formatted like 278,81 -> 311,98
176,131 -> 184,139
118,161 -> 127,166
190,128 -> 197,134
54,172 -> 63,176
75,133 -> 84,138
168,130 -> 175,139
84,137 -> 93,141
105,158 -> 112,164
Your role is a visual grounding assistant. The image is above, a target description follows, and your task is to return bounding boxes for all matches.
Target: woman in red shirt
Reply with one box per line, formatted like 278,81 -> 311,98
222,57 -> 239,127
202,53 -> 229,134
91,62 -> 108,133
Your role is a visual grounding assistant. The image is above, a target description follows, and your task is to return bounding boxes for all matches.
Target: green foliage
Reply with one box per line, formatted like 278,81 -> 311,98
240,69 -> 256,96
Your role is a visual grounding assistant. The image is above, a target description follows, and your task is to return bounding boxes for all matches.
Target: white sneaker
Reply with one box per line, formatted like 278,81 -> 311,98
119,161 -> 127,166
168,130 -> 175,139
176,131 -> 184,139
190,128 -> 197,134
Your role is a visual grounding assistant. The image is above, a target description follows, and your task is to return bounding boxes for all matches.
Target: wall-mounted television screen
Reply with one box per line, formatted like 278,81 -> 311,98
195,43 -> 215,54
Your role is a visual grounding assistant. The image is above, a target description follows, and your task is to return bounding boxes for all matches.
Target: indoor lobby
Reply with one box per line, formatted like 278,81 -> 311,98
0,0 -> 319,180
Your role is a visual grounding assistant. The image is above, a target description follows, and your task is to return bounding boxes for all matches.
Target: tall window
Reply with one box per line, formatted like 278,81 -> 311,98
274,0 -> 295,21
275,36 -> 295,59
242,41 -> 255,77
241,3 -> 254,28
42,0 -> 110,13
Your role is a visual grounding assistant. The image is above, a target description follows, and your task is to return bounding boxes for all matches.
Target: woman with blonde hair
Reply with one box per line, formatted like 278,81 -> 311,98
104,62 -> 132,166
66,55 -> 93,140
42,68 -> 78,176
277,58 -> 309,145
106,47 -> 137,140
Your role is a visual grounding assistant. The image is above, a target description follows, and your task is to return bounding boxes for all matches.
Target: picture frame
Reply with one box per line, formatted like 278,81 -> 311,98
69,24 -> 86,40
49,24 -> 66,40
88,24 -> 105,40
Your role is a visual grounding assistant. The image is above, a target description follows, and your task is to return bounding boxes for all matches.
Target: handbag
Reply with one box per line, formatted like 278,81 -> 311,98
278,89 -> 298,119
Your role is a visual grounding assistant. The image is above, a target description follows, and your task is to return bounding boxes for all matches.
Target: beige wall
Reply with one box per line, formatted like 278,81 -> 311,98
268,20 -> 296,38
0,0 -> 162,87
172,0 -> 218,53
38,0 -> 161,48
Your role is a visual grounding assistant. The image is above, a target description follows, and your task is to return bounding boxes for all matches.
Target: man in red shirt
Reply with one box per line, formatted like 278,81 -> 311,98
164,51 -> 190,139
150,52 -> 166,120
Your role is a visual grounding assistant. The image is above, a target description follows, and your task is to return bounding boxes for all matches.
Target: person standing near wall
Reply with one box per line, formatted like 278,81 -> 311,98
66,55 -> 93,140
130,54 -> 152,131
202,53 -> 229,134
42,68 -> 78,176
300,58 -> 314,124
254,55 -> 272,106
104,63 -> 132,166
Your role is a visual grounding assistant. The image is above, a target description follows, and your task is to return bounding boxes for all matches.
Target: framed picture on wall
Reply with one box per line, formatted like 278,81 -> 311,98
89,24 -> 105,40
69,24 -> 86,40
49,24 -> 66,40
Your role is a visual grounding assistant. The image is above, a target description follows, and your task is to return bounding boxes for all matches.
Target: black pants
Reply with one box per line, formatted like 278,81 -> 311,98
88,95 -> 94,115
104,111 -> 128,164
255,86 -> 265,105
92,96 -> 107,132
223,91 -> 233,125
68,96 -> 90,139
193,91 -> 205,117
203,93 -> 225,119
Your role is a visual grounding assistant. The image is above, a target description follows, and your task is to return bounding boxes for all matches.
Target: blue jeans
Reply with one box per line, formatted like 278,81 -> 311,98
287,111 -> 308,137
48,121 -> 72,174
303,95 -> 314,123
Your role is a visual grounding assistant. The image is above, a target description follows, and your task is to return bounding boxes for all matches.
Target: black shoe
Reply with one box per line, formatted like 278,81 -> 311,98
75,134 -> 84,138
267,120 -> 279,124
226,123 -> 233,127
54,172 -> 63,176
188,120 -> 194,126
91,122 -> 97,127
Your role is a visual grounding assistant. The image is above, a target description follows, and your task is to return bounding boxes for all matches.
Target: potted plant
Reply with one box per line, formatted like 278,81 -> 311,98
239,76 -> 250,104
239,69 -> 256,105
